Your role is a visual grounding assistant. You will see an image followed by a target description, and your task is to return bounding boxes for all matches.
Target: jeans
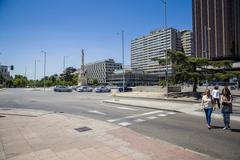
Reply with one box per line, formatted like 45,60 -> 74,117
204,108 -> 213,126
213,98 -> 220,109
223,113 -> 230,127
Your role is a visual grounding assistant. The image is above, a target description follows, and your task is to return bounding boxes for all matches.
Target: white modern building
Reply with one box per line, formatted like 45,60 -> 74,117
180,30 -> 193,57
86,59 -> 122,84
131,28 -> 193,78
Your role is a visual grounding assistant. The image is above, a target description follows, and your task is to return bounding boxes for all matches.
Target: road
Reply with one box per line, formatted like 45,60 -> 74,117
0,88 -> 240,160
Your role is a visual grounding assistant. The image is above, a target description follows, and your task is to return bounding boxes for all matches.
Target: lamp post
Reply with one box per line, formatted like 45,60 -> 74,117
121,30 -> 125,92
204,25 -> 211,88
34,60 -> 40,88
0,52 -> 2,81
41,50 -> 46,92
160,0 -> 168,96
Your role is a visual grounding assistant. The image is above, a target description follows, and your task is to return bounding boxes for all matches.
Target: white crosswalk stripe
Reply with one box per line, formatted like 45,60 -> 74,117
107,110 -> 178,127
147,116 -> 158,119
167,112 -> 176,115
118,122 -> 132,126
157,114 -> 167,117
88,110 -> 106,115
134,119 -> 146,122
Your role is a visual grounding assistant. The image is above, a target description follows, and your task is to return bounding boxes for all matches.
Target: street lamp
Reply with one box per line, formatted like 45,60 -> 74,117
160,0 -> 168,96
204,25 -> 211,88
41,50 -> 46,92
121,30 -> 125,92
34,60 -> 40,88
0,52 -> 2,78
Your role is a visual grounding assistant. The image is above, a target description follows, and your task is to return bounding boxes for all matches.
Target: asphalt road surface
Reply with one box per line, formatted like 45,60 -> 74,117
0,88 -> 240,160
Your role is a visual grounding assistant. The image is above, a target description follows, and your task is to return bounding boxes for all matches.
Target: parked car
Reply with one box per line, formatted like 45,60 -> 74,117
76,86 -> 93,92
53,86 -> 72,92
118,86 -> 132,92
94,86 -> 111,93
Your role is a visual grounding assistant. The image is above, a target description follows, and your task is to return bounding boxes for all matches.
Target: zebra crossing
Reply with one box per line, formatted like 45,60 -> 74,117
107,110 -> 177,127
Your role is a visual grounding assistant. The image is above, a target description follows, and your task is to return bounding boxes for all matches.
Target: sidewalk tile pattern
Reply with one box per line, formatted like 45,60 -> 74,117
0,109 -> 213,160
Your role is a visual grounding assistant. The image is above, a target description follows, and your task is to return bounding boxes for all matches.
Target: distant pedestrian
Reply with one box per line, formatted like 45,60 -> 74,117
211,86 -> 220,109
221,86 -> 233,130
201,89 -> 215,129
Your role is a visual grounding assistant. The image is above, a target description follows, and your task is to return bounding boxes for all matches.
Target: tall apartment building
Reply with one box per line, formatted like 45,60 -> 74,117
180,30 -> 193,57
86,59 -> 122,84
192,0 -> 240,60
131,28 -> 189,77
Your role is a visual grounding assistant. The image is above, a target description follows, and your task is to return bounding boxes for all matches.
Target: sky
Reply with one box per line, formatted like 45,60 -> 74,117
0,0 -> 192,80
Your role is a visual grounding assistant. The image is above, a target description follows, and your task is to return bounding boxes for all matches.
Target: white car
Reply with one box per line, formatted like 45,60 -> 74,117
94,86 -> 111,93
76,86 -> 93,92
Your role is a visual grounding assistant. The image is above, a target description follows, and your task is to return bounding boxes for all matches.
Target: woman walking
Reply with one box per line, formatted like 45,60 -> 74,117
221,86 -> 233,130
201,89 -> 215,129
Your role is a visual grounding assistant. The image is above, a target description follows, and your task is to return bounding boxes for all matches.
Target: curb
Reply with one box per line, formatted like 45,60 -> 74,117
114,95 -> 240,107
114,95 -> 201,104
103,100 -> 181,113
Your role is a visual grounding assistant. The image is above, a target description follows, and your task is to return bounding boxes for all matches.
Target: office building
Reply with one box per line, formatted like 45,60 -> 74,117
180,30 -> 193,57
108,68 -> 159,86
86,59 -> 122,84
131,28 -> 189,78
192,0 -> 240,60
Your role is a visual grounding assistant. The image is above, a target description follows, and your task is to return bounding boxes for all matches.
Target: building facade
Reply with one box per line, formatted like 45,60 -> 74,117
108,69 -> 159,86
0,65 -> 10,84
131,28 -> 191,78
86,59 -> 122,84
192,0 -> 240,60
180,30 -> 193,57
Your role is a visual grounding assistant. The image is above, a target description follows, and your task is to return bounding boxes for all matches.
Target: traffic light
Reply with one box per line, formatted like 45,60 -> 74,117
10,65 -> 14,70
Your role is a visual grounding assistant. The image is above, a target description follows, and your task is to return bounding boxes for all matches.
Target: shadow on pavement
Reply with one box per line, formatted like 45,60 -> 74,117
211,125 -> 223,129
230,129 -> 240,133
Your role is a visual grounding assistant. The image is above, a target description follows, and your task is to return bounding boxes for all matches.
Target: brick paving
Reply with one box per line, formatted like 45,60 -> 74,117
0,109 -> 214,160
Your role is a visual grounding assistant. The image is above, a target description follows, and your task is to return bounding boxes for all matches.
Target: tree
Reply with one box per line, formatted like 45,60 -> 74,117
92,79 -> 99,86
153,50 -> 234,92
60,67 -> 77,83
13,75 -> 28,87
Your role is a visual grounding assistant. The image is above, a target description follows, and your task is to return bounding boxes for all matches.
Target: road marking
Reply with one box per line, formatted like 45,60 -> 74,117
118,122 -> 132,126
147,116 -> 157,119
167,112 -> 176,115
117,107 -> 137,111
107,119 -> 118,122
158,114 -> 167,117
134,119 -> 145,122
107,110 -> 163,122
88,110 -> 106,115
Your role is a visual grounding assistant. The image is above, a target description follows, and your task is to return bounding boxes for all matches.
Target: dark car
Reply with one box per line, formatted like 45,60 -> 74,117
118,86 -> 132,92
53,86 -> 72,92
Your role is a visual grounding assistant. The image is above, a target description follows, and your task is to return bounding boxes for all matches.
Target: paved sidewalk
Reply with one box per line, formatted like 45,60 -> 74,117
0,108 -> 214,160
